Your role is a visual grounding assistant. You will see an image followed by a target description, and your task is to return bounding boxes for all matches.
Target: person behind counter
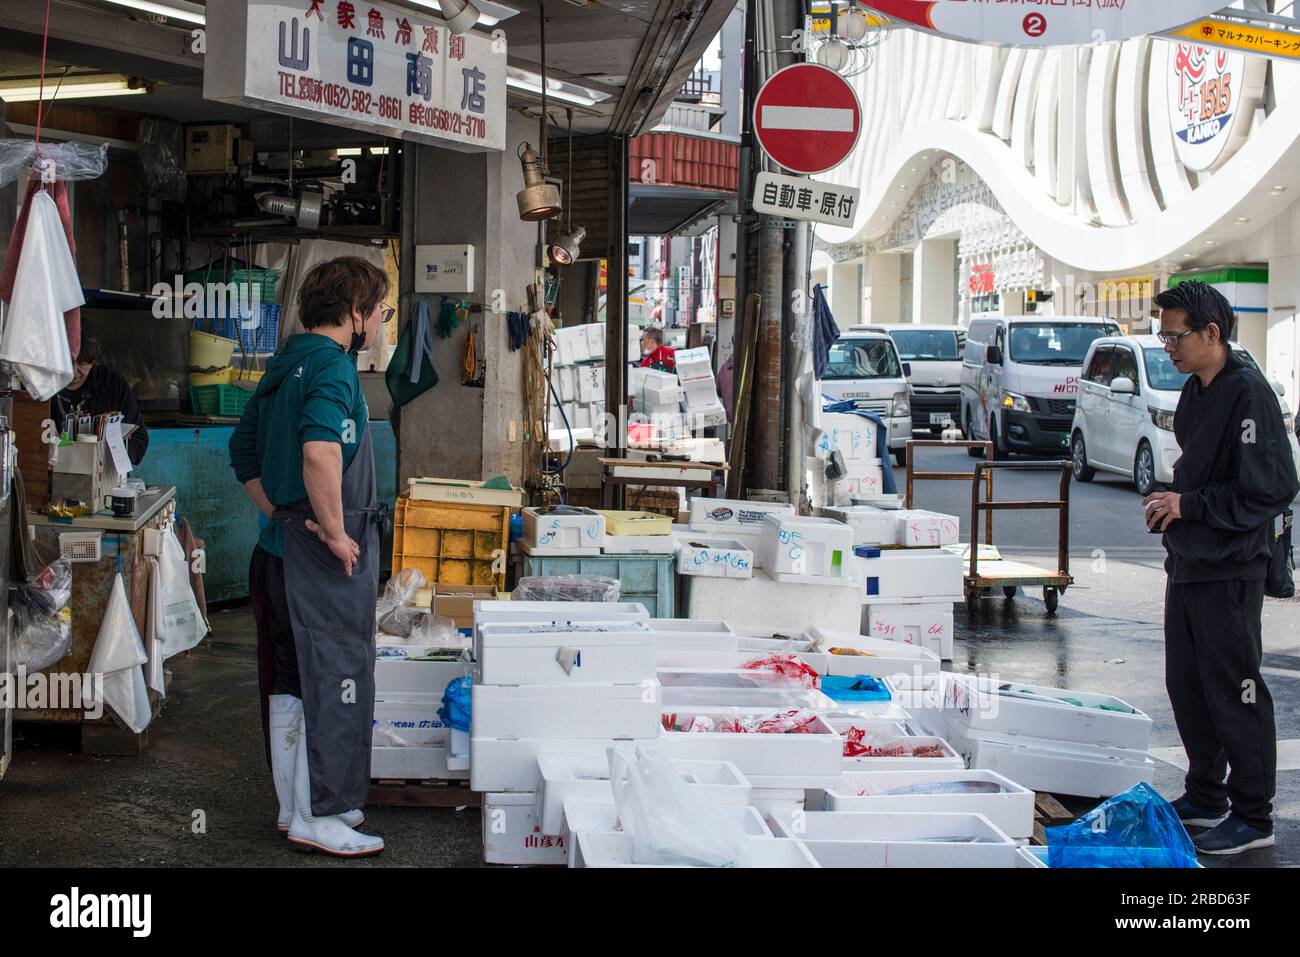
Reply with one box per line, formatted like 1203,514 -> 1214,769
50,339 -> 150,464
229,255 -> 388,858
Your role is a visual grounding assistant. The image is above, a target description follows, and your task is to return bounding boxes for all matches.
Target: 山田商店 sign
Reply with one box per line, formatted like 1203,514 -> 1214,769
204,0 -> 506,152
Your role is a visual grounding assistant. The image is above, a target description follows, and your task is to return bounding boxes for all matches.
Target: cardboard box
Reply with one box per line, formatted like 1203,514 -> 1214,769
675,538 -> 755,579
482,791 -> 568,865
756,514 -> 854,581
408,477 -> 524,508
864,601 -> 955,660
476,621 -> 657,686
772,811 -> 1019,868
471,681 -> 662,740
428,583 -> 497,631
818,768 -> 1035,840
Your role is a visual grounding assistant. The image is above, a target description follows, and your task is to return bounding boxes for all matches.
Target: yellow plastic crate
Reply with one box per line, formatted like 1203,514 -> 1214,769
596,509 -> 673,537
391,492 -> 511,588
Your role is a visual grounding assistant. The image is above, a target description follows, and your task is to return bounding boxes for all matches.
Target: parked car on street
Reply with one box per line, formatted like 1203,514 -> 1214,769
1070,334 -> 1300,495
818,330 -> 913,465
854,324 -> 965,434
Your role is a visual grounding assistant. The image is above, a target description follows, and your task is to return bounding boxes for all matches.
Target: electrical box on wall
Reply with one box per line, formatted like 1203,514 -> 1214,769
415,244 -> 475,293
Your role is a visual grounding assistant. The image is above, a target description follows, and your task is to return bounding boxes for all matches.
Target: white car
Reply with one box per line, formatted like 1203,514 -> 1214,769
818,331 -> 913,465
1070,335 -> 1299,496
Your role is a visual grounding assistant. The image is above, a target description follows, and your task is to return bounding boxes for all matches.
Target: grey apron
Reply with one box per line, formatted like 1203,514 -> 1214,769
274,425 -> 379,816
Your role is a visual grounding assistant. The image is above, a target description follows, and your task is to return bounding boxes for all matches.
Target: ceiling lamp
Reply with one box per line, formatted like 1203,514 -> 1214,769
440,0 -> 481,34
816,37 -> 851,72
548,226 -> 586,265
516,144 -> 562,221
0,74 -> 151,102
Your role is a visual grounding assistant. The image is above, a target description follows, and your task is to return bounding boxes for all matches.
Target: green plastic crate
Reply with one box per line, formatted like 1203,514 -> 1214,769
190,384 -> 254,417
520,552 -> 675,617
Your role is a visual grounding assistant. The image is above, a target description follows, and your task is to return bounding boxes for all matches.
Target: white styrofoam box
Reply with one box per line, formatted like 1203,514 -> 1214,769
522,506 -> 606,552
571,831 -> 819,868
577,364 -> 606,403
561,802 -> 769,860
549,426 -> 595,453
373,695 -> 448,748
812,412 -> 881,462
655,648 -> 829,674
758,514 -> 854,581
686,568 -> 863,635
629,366 -> 677,395
941,673 -> 1152,752
584,323 -> 606,360
560,402 -> 581,429
749,786 -> 806,826
472,681 -> 661,740
482,791 -> 567,865
865,601 -> 955,660
375,658 -> 467,696
1018,846 -> 1049,868
773,811 -> 1019,868
674,346 -> 714,383
830,467 -> 885,506
557,365 -> 577,402
689,498 -> 794,532
473,601 -> 649,637
675,537 -> 754,579
657,669 -> 836,712
572,405 -> 592,431
735,634 -> 816,652
818,506 -> 897,547
471,737 -> 643,793
851,493 -> 905,509
371,745 -> 469,781
804,627 -> 942,680
945,723 -> 1156,798
681,376 -> 720,408
895,509 -> 961,547
536,753 -> 752,835
476,622 -> 656,686
853,547 -> 964,600
824,717 -> 965,771
685,402 -> 727,429
819,768 -> 1035,840
602,534 -> 676,555
656,711 -> 842,785
556,326 -> 592,366
662,437 -> 727,463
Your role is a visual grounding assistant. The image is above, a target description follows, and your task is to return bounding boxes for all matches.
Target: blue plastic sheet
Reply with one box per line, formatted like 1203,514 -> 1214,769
437,675 -> 473,732
1045,783 -> 1199,868
820,674 -> 892,703
820,399 -> 898,494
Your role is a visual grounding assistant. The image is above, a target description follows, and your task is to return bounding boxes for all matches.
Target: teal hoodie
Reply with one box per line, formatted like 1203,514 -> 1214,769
229,333 -> 369,557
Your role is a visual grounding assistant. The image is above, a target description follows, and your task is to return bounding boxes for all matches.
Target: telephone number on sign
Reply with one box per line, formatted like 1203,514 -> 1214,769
409,104 -> 488,140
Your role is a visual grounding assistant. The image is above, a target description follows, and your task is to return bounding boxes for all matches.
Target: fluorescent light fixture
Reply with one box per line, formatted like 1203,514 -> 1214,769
394,0 -> 519,28
337,147 -> 391,156
0,74 -> 150,102
506,66 -> 611,108
97,0 -> 206,26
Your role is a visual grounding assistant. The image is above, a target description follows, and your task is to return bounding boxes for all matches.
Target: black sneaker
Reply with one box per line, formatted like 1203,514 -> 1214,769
1193,815 -> 1275,856
1171,795 -> 1229,828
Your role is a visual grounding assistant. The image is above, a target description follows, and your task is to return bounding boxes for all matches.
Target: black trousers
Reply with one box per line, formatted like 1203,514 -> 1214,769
1165,579 -> 1275,829
250,546 -> 303,767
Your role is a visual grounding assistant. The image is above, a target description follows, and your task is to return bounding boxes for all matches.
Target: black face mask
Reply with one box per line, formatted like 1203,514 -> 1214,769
348,315 -> 365,355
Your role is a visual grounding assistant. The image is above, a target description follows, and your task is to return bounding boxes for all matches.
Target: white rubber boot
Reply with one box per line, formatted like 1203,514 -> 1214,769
271,697 -> 366,833
286,722 -> 384,857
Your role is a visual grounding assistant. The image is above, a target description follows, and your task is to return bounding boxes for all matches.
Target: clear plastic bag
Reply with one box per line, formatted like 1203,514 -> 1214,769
376,568 -> 427,637
17,557 -> 72,616
137,118 -> 187,201
0,138 -> 108,186
608,744 -> 750,867
1046,783 -> 1199,868
7,592 -> 71,675
514,575 -> 621,602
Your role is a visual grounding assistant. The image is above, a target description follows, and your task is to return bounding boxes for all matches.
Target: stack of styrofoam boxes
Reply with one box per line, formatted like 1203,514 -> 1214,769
371,658 -> 472,782
755,514 -> 856,587
812,412 -> 885,507
903,671 -> 1157,798
844,507 -> 963,661
550,323 -> 637,444
520,505 -> 606,556
684,498 -> 794,563
628,366 -> 688,447
675,347 -> 727,431
471,602 -> 664,866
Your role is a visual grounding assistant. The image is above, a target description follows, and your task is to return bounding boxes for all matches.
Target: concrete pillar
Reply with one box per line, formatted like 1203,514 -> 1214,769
830,259 -> 861,326
912,238 -> 957,325
864,252 -> 902,325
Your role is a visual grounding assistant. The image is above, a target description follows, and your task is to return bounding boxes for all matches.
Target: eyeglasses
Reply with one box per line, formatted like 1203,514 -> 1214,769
381,307 -> 395,324
1156,329 -> 1197,346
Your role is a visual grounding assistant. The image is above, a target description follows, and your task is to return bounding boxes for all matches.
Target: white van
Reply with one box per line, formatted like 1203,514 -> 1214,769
818,331 -> 913,465
1071,335 -> 1300,495
876,324 -> 966,434
961,315 -> 1122,458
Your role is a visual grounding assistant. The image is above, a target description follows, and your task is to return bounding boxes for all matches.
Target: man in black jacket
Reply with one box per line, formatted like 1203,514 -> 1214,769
50,338 -> 150,465
1143,280 -> 1299,855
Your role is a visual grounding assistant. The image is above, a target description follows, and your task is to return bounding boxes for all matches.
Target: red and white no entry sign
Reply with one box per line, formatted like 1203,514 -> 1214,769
752,62 -> 862,175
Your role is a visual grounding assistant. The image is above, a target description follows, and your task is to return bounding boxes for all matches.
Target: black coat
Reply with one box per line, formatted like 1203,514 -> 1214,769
50,365 -> 150,465
1164,348 -> 1300,582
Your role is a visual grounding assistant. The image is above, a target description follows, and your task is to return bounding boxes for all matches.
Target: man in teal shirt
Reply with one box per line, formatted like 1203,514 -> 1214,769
230,255 -> 391,857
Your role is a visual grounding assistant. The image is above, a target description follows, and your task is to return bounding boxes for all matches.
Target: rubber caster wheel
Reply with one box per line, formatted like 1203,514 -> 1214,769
1044,587 -> 1059,614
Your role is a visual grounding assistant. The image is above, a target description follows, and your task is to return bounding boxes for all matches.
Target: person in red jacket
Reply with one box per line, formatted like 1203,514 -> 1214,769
638,326 -> 676,373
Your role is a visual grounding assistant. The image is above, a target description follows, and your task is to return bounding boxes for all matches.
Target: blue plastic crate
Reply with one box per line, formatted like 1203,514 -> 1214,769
218,303 -> 281,354
520,553 -> 675,617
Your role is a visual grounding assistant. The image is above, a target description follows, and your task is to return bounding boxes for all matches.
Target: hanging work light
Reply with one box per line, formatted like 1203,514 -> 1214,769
516,143 -> 562,221
440,0 -> 482,35
839,2 -> 870,42
548,225 -> 586,266
816,36 -> 851,71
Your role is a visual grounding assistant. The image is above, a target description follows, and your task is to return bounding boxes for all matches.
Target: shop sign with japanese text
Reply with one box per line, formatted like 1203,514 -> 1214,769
204,0 -> 505,152
752,171 -> 860,227
1166,41 -> 1261,172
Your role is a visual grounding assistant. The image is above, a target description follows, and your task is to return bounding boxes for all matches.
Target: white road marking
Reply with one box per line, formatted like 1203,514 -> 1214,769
760,105 -> 855,132
1262,666 -> 1300,681
1150,739 -> 1300,772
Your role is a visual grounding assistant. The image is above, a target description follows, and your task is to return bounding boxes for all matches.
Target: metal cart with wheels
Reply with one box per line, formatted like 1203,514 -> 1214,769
903,440 -> 1074,615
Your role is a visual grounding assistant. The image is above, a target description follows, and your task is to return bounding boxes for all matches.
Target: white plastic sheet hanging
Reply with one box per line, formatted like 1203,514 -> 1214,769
0,190 -> 80,400
84,571 -> 152,733
156,524 -> 208,659
144,557 -> 166,696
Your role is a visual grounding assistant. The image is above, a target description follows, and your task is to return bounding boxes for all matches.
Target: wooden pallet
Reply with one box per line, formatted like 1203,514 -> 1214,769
1031,792 -> 1075,845
367,778 -> 480,809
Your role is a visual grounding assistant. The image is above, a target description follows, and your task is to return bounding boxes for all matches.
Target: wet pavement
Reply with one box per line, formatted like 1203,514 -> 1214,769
1,445 -> 1296,867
